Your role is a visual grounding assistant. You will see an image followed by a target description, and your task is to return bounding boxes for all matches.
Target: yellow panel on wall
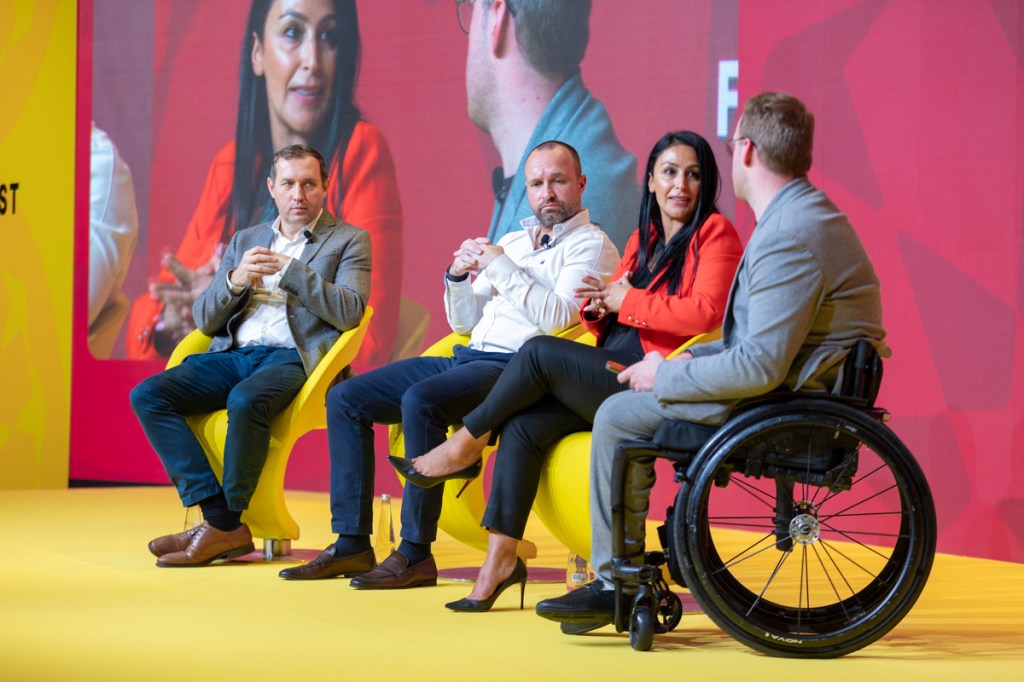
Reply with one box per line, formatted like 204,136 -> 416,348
0,1 -> 76,488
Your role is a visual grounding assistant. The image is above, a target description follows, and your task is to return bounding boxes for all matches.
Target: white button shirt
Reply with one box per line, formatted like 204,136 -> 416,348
444,209 -> 620,353
230,211 -> 321,349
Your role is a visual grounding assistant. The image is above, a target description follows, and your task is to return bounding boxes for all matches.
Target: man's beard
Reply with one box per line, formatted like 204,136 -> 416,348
536,202 -> 574,227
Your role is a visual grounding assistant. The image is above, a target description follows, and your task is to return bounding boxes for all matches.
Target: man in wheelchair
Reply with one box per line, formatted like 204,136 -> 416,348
536,92 -> 892,635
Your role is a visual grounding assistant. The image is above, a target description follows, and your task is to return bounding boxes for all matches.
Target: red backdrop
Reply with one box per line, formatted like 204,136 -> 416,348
72,0 -> 1024,563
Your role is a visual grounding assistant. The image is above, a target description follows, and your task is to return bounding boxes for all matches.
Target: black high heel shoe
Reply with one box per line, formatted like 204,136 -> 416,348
387,455 -> 482,492
445,558 -> 527,613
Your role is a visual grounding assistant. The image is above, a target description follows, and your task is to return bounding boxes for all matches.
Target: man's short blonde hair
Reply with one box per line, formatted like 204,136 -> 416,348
740,92 -> 815,177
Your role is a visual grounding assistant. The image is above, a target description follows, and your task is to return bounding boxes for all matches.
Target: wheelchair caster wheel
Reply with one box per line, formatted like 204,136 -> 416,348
629,603 -> 654,651
655,590 -> 683,633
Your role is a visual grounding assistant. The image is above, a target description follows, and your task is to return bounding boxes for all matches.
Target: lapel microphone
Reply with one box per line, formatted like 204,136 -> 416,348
540,234 -> 552,249
303,229 -> 314,244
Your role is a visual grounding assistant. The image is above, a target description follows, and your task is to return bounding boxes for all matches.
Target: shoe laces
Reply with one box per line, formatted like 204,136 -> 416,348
189,523 -> 210,544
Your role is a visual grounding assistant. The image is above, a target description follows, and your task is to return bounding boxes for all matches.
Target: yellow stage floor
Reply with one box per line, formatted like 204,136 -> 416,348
1,487 -> 1022,681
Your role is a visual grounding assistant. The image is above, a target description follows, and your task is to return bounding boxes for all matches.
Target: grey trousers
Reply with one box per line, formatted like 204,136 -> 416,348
589,390 -> 734,588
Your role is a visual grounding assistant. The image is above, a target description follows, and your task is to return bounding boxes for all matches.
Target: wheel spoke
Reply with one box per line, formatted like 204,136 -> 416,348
706,514 -> 776,531
746,546 -> 792,618
817,461 -> 888,511
810,445 -> 861,508
817,538 -> 891,583
812,542 -> 853,620
799,545 -> 810,628
714,531 -> 782,570
727,474 -> 779,509
675,405 -> 936,657
819,521 -> 906,541
819,484 -> 900,524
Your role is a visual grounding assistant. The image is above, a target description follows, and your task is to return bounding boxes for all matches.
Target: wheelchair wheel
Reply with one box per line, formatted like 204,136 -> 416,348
629,602 -> 655,651
673,400 -> 936,658
655,590 -> 683,633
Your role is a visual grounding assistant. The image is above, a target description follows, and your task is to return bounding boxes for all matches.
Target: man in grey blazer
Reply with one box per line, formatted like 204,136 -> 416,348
536,92 -> 891,632
131,145 -> 370,567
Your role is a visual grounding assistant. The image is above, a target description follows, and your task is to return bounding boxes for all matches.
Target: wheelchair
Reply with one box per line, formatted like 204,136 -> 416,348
608,340 -> 937,656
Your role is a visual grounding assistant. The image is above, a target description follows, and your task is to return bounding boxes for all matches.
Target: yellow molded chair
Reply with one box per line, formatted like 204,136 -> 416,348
166,307 -> 373,558
532,327 -> 723,559
388,325 -> 594,554
390,296 -> 431,362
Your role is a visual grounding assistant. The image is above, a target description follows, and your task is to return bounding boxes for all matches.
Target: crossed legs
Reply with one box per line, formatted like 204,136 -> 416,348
405,336 -> 639,604
412,336 -> 635,477
287,351 -> 512,586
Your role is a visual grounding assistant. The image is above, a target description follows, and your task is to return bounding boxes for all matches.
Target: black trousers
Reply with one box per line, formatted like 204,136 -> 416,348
462,335 -> 641,539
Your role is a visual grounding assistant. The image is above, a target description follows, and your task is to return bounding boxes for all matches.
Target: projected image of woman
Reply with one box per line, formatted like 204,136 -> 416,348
125,0 -> 402,368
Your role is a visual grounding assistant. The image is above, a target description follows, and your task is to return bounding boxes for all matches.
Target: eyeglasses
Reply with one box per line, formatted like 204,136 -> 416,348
725,136 -> 752,157
456,0 -> 475,35
456,0 -> 515,35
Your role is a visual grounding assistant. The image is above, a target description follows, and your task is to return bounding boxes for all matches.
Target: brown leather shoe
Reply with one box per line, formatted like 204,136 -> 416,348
156,522 -> 254,567
349,550 -> 437,589
278,545 -> 375,580
148,526 -> 202,557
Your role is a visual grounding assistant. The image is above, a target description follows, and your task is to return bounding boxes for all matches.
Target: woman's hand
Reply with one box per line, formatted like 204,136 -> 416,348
577,272 -> 632,317
577,274 -> 610,317
600,272 -> 633,313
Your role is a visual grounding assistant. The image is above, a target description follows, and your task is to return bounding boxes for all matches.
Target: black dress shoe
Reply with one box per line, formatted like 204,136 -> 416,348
349,551 -> 438,589
535,583 -> 631,623
561,618 -> 612,635
445,558 -> 528,612
387,455 -> 482,489
278,546 -> 375,580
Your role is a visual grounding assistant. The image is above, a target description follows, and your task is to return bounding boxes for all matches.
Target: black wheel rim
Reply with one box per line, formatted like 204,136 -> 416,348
674,401 -> 936,656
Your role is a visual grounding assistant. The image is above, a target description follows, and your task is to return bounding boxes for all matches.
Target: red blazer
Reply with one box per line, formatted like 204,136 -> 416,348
125,121 -> 403,369
581,213 -> 742,357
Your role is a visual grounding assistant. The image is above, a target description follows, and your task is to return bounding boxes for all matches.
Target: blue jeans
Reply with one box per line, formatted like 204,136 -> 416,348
326,345 -> 511,544
130,346 -> 307,512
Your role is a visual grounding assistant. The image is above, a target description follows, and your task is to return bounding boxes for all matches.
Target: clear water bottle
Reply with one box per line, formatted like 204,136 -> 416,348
566,552 -> 593,590
374,494 -> 396,562
183,504 -> 204,531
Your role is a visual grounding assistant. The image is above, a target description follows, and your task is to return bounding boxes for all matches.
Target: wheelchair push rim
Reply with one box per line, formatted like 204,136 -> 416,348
673,400 -> 936,658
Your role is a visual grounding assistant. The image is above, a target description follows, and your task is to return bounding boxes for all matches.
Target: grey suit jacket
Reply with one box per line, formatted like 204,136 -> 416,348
193,210 -> 371,375
653,177 -> 889,419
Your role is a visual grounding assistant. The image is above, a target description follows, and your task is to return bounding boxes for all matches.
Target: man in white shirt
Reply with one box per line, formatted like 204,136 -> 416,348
279,141 -> 619,587
131,145 -> 371,567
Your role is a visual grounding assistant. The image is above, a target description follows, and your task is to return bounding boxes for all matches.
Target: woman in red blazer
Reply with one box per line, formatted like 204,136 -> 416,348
392,131 -> 743,612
